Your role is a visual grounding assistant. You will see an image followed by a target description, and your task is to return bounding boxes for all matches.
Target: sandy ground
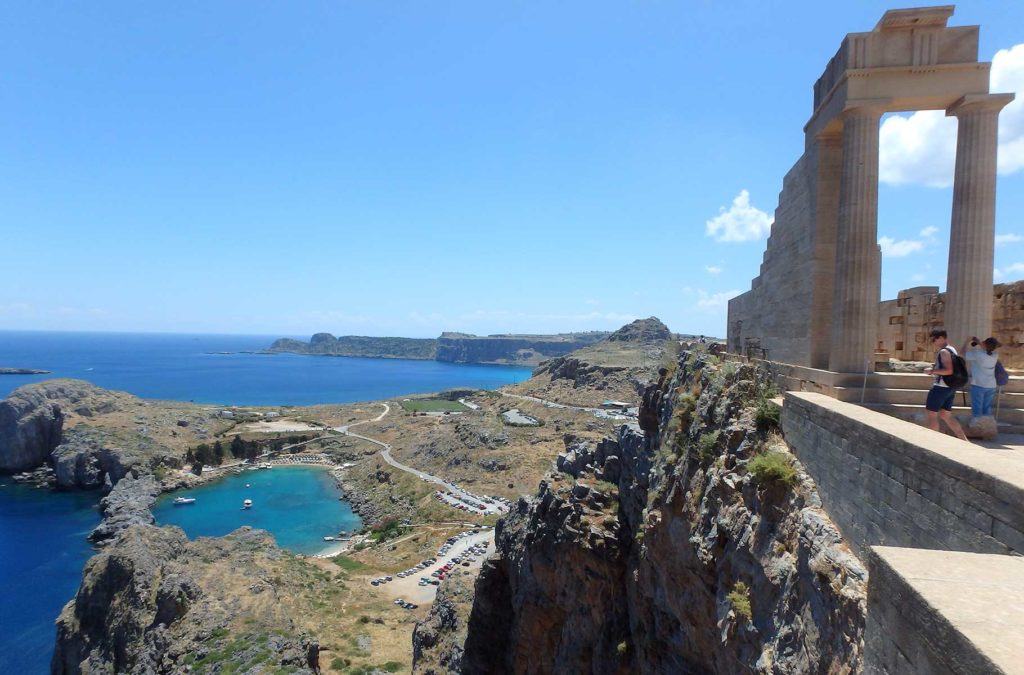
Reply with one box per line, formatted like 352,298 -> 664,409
238,419 -> 324,433
374,530 -> 495,605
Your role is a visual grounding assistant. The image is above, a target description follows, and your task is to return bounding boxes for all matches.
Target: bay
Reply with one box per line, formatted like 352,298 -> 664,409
153,466 -> 361,555
0,331 -> 532,405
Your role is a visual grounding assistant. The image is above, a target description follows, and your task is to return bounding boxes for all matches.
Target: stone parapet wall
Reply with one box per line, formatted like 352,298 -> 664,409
865,547 -> 1024,674
781,392 -> 1024,560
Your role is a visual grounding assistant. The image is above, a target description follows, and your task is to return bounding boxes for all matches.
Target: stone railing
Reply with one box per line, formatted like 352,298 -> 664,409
780,391 -> 1024,673
781,391 -> 1024,559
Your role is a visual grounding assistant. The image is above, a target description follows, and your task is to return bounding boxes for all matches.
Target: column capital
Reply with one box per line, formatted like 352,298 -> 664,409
841,99 -> 889,119
946,93 -> 1015,117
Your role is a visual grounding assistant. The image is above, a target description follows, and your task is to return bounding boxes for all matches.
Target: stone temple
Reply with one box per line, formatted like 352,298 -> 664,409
727,6 -> 1014,373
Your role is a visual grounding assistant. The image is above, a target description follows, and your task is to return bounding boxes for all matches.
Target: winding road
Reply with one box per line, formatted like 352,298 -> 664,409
332,402 -> 505,515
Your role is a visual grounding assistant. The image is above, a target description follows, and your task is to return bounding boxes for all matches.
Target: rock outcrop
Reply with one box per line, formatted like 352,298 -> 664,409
412,570 -> 476,674
53,526 -> 322,675
435,350 -> 866,674
0,381 -> 76,472
88,474 -> 160,544
51,427 -> 180,490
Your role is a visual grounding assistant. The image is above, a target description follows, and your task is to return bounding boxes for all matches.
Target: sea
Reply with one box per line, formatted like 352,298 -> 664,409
0,330 -> 532,673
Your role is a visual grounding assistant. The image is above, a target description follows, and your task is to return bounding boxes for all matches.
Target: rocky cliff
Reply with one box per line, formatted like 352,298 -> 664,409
53,525 -> 322,675
418,348 -> 865,673
435,332 -> 608,365
270,334 -> 439,360
0,379 -> 73,471
1,380 -> 199,490
270,331 -> 610,366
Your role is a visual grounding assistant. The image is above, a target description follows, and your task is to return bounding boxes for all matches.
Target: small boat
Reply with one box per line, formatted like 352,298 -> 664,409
242,499 -> 253,509
245,483 -> 250,488
173,497 -> 196,505
323,536 -> 335,542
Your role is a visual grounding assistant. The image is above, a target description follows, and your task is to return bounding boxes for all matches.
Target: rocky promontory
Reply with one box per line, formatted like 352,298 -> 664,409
0,379 -> 220,490
270,330 -> 611,366
0,367 -> 51,375
53,525 -> 322,675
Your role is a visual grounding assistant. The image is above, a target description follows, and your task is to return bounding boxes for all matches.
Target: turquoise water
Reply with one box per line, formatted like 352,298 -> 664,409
0,331 -> 532,405
153,466 -> 361,555
0,485 -> 100,674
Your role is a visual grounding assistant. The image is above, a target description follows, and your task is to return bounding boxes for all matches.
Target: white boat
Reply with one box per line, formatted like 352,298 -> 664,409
242,499 -> 253,509
323,536 -> 335,542
173,497 -> 196,505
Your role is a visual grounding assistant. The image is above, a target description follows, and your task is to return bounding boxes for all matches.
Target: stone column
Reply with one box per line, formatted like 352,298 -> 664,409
944,94 -> 1015,348
829,106 -> 883,373
810,131 -> 842,369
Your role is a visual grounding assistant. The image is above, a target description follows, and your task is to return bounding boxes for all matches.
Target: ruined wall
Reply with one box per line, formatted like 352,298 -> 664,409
781,392 -> 1024,559
875,281 -> 1024,368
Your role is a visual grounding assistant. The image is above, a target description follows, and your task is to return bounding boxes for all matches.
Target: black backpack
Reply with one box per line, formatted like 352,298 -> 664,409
941,348 -> 970,389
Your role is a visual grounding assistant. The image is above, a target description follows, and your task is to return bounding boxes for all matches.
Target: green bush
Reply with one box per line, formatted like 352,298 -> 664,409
332,556 -> 367,572
697,430 -> 721,463
727,581 -> 752,622
748,450 -> 797,488
382,663 -> 403,673
754,397 -> 781,431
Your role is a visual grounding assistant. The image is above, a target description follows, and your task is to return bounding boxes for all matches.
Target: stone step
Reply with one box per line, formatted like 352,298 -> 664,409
829,371 -> 1024,393
834,386 -> 1024,406
861,402 -> 1024,431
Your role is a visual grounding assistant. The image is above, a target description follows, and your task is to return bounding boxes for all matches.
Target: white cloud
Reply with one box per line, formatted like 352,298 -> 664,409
878,236 -> 924,258
995,262 -> 1024,281
879,43 -> 1024,187
705,190 -> 773,242
704,265 -> 723,275
695,289 -> 741,309
920,226 -> 939,238
996,233 -> 1024,246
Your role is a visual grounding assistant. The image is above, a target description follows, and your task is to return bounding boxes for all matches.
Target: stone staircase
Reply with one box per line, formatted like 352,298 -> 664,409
766,363 -> 1024,434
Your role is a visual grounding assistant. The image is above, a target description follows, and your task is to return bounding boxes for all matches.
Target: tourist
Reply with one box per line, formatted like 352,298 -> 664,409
923,329 -> 969,441
962,336 -> 1000,419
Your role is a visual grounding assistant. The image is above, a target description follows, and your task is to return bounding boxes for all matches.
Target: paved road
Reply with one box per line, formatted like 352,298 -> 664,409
333,402 -> 504,515
500,391 -> 635,420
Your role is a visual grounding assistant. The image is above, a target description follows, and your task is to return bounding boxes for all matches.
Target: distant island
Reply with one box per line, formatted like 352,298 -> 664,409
0,368 -> 50,375
269,330 -> 611,366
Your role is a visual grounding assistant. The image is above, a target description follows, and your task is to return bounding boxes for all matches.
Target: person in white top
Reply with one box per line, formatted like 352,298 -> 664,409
923,329 -> 969,440
962,336 -> 1001,419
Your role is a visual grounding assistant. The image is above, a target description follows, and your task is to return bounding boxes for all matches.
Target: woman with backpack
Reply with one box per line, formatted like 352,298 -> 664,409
962,336 -> 1002,419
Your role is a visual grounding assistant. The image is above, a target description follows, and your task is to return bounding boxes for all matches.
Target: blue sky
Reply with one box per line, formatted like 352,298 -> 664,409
3,1 -> 1024,338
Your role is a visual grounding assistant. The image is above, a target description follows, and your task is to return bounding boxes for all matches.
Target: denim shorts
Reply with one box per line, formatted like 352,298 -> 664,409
926,386 -> 957,412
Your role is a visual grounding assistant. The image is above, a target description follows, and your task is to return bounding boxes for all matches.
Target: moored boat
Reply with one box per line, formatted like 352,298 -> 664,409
242,499 -> 253,509
173,497 -> 196,505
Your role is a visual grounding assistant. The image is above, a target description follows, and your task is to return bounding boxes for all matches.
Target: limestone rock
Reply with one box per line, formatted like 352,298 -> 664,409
0,382 -> 68,472
434,350 -> 866,674
964,415 -> 999,439
88,474 -> 160,544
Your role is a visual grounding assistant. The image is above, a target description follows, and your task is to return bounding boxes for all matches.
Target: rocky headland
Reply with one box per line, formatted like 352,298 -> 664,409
52,525 -> 323,675
508,317 -> 674,407
270,330 -> 610,366
0,367 -> 51,375
415,347 -> 866,673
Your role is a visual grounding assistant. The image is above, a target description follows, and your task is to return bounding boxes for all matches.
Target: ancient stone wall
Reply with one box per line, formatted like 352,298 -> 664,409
728,154 -> 825,367
781,391 -> 1024,560
876,281 -> 1024,368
